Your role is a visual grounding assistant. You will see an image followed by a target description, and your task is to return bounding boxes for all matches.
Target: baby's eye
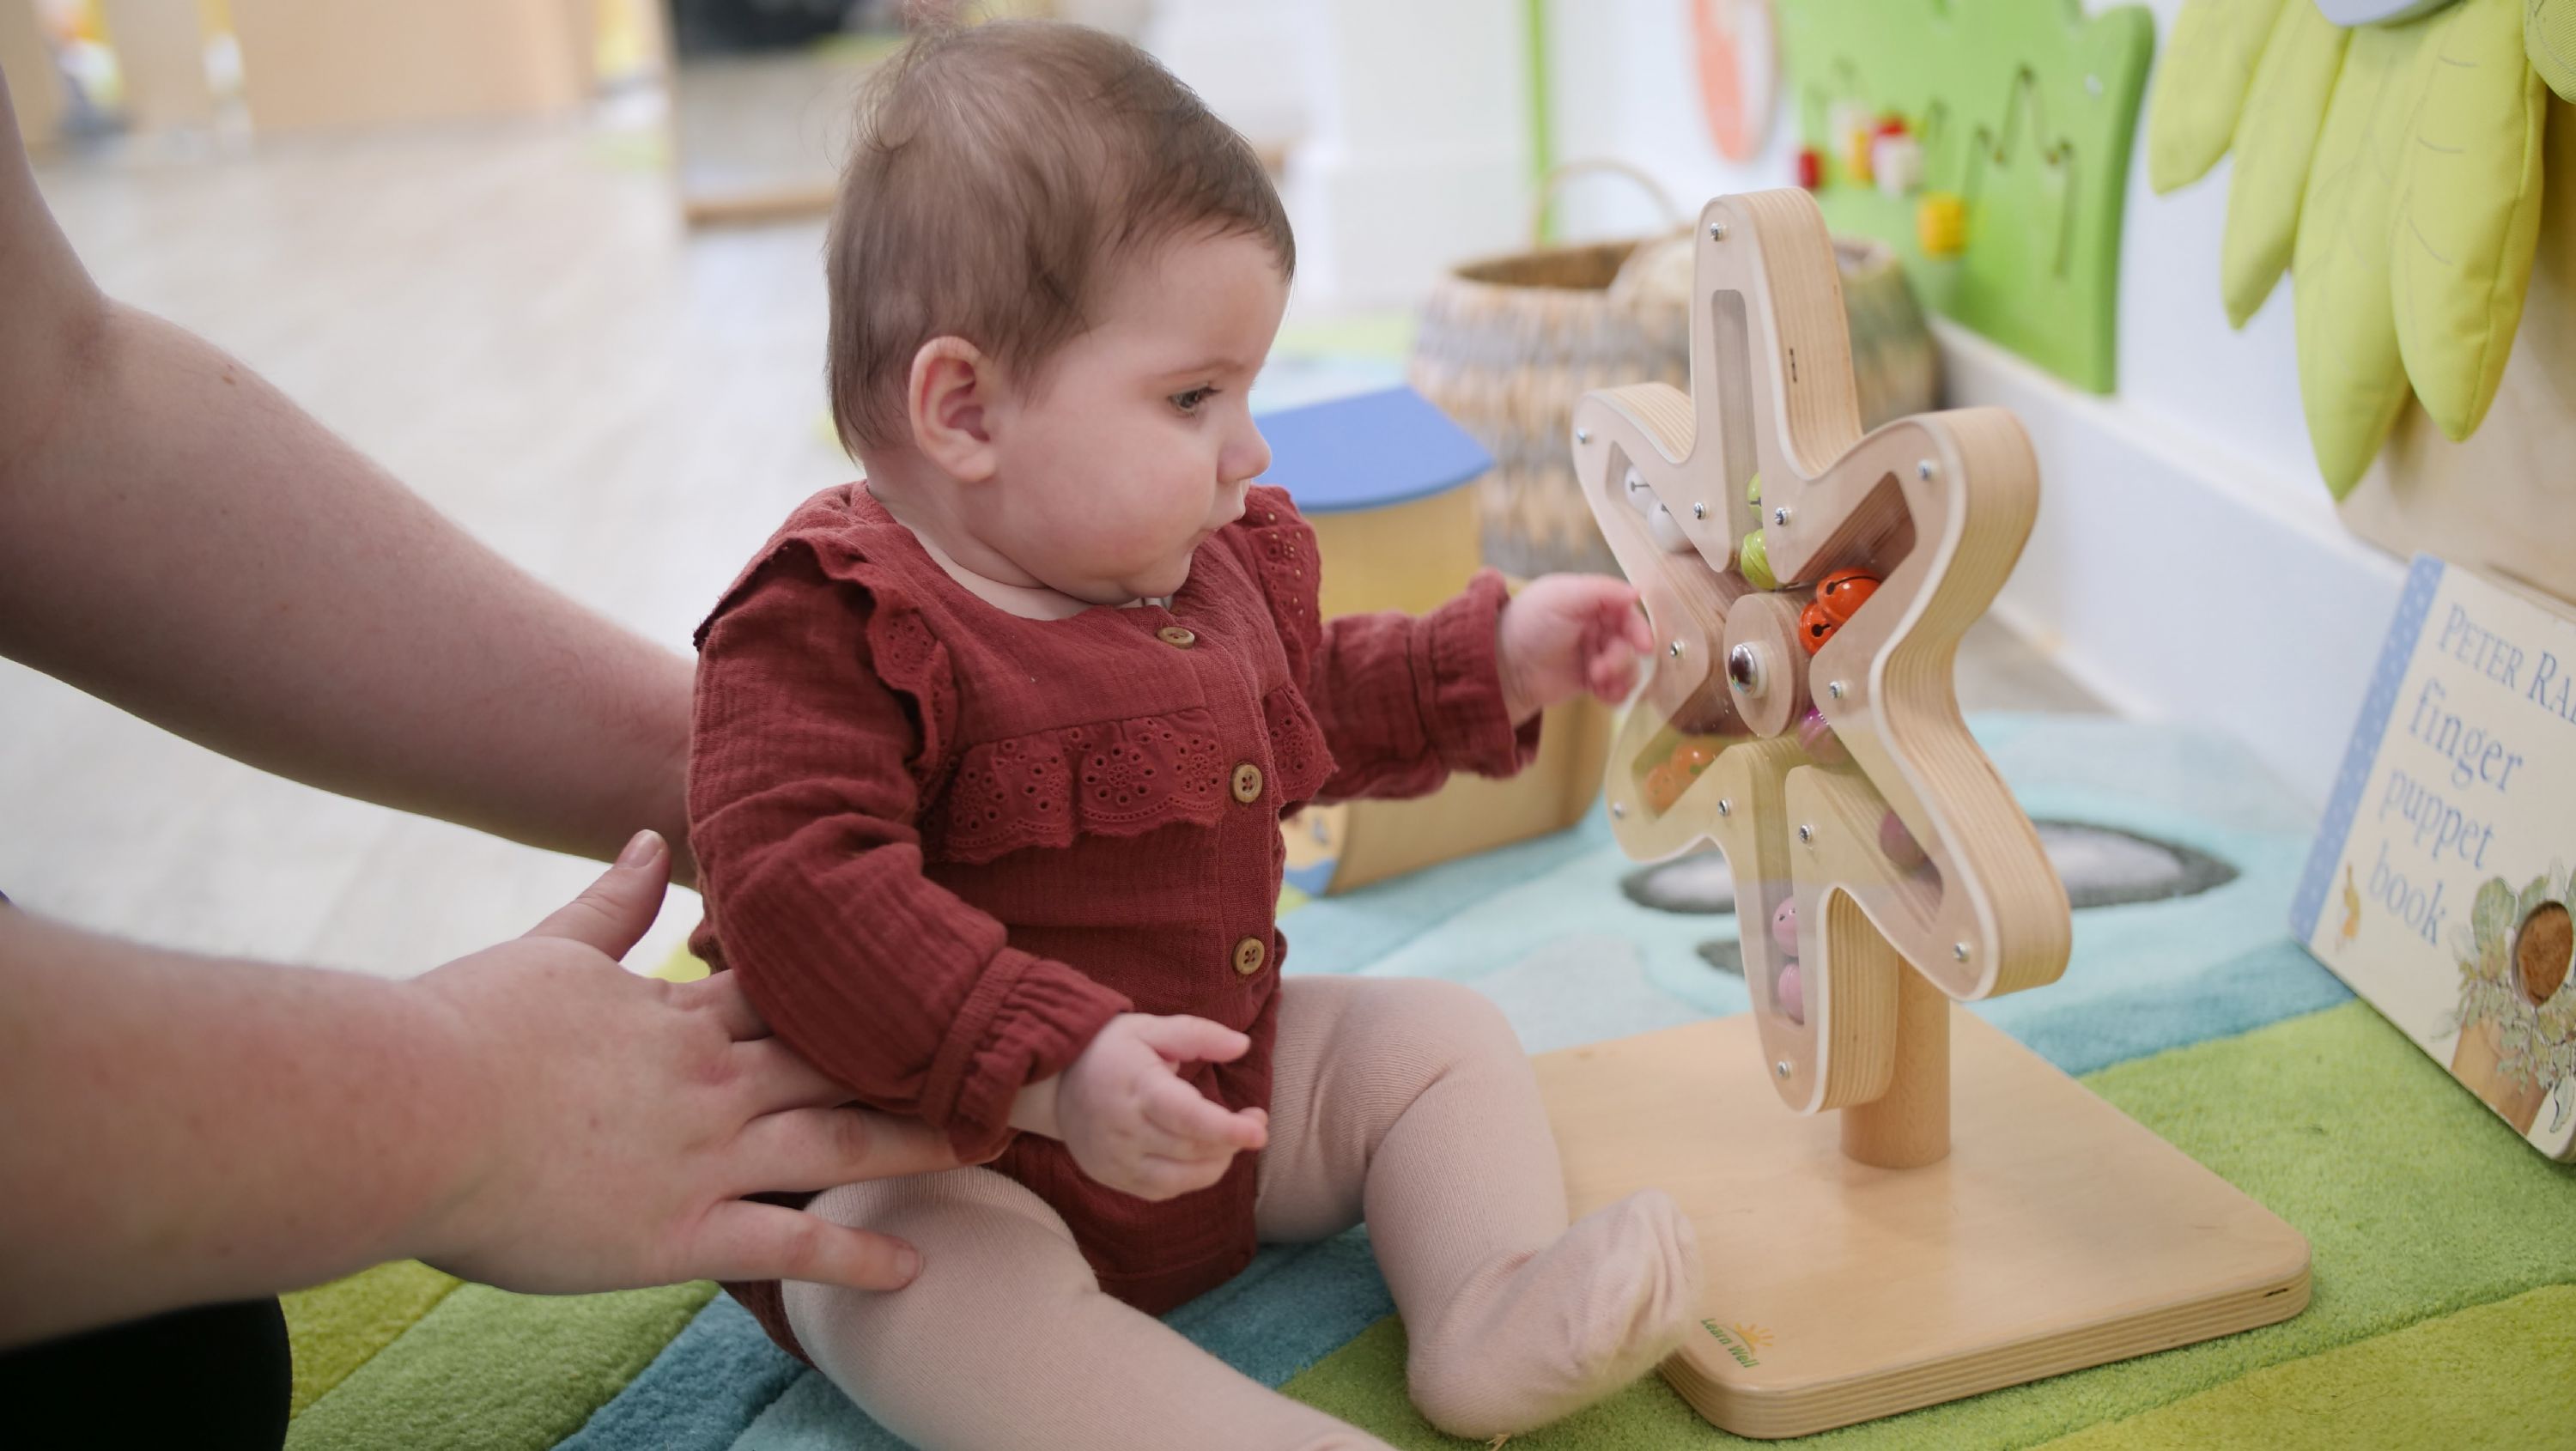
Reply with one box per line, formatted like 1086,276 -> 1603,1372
1170,386 -> 1216,416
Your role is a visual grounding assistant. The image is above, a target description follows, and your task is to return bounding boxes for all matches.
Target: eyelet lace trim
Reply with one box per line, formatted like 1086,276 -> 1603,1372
1233,488 -> 1324,685
936,711 -> 1230,864
1261,686 -> 1331,807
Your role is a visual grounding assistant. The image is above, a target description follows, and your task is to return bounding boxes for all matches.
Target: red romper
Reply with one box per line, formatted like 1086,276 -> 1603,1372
687,483 -> 1536,1362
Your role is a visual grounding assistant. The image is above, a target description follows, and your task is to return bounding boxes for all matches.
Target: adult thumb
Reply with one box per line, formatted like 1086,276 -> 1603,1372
524,830 -> 669,959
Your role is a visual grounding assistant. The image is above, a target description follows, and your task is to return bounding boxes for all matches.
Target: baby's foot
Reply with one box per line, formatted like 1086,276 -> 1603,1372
1405,1188 -> 1703,1437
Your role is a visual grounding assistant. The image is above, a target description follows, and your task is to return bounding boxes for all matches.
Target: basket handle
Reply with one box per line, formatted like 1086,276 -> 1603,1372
1529,158 -> 1686,245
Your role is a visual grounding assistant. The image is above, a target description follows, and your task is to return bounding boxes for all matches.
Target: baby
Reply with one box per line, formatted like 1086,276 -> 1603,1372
687,21 -> 1700,1450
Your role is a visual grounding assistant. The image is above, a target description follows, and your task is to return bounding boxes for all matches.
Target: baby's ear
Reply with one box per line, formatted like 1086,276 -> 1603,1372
907,337 -> 999,483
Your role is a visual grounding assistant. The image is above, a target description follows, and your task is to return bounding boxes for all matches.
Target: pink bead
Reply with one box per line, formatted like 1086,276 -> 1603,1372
1776,961 -> 1806,1025
1798,708 -> 1850,764
1880,809 -> 1928,869
1771,900 -> 1799,956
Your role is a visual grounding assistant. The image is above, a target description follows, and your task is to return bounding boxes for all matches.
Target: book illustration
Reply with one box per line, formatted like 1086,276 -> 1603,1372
2442,869 -> 2576,1135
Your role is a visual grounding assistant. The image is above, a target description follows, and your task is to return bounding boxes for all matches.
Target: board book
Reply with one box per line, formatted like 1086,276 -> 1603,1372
2293,555 -> 2576,1158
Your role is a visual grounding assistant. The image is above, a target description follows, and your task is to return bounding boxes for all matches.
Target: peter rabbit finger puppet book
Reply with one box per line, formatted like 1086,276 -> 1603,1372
2293,555 -> 2576,1158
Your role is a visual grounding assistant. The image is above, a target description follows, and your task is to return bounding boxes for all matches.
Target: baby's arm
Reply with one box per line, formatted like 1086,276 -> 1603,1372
692,547 -> 1261,1195
1229,488 -> 1642,801
691,547 -> 1129,1163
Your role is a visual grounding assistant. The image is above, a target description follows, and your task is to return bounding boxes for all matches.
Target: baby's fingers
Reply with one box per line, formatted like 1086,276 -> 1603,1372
1587,649 -> 1643,703
1128,1014 -> 1253,1066
1141,1074 -> 1267,1151
1607,591 -> 1655,653
1129,1151 -> 1238,1202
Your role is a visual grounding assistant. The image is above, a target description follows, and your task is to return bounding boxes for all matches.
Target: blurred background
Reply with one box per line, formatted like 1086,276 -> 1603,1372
7,1 -> 2256,985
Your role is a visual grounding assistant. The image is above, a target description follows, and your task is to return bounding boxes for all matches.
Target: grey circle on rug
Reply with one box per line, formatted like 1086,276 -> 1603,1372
1615,821 -> 2239,977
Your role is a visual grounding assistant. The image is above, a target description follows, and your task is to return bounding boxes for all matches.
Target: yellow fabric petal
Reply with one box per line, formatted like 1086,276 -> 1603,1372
2530,0 -> 2576,103
2294,19 -> 2439,496
2220,2 -> 2347,325
2391,0 -> 2544,440
2149,0 -> 2291,194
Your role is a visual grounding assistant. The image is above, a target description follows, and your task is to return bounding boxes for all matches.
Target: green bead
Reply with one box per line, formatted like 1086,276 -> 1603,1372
1739,529 -> 1776,591
1747,471 -> 1763,508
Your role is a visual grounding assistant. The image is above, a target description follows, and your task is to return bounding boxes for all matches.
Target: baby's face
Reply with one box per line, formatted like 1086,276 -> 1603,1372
980,230 -> 1290,605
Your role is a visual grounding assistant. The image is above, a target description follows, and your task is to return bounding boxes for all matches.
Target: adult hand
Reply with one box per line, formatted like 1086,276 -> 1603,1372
410,832 -> 957,1293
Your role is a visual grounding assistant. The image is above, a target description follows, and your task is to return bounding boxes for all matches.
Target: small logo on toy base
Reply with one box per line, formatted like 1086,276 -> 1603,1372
1701,1320 -> 1771,1367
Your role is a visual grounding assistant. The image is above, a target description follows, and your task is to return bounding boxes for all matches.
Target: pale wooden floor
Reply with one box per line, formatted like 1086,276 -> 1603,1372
3,118 -> 2101,980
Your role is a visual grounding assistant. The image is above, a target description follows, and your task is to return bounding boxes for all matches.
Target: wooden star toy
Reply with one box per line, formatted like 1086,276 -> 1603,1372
1533,190 -> 2311,1438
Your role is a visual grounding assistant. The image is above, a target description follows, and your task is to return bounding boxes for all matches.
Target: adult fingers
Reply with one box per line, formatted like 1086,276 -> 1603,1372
680,1200 -> 923,1290
671,971 -> 769,1040
727,1036 -> 855,1112
1127,1014 -> 1251,1066
524,830 -> 669,959
731,1106 -> 962,1193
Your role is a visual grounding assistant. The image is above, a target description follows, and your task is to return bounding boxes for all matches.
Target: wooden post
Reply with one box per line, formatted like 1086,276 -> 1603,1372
1841,951 -> 1951,1168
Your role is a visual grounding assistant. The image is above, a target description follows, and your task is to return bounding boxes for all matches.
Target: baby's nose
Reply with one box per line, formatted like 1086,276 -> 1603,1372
1224,425 -> 1273,486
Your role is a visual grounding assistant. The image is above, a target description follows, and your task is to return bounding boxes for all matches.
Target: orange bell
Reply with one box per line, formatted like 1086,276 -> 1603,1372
1644,760 -> 1690,812
1798,598 -> 1839,654
1816,568 -> 1880,622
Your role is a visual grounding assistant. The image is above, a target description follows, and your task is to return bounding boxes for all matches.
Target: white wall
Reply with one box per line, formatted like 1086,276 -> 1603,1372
1541,0 -> 2407,809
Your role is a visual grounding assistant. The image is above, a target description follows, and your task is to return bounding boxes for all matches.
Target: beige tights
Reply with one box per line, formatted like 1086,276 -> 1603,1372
783,976 -> 1700,1449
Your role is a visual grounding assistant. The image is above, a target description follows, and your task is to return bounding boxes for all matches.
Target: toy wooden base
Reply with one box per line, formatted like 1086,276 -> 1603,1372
1533,1009 -> 2312,1440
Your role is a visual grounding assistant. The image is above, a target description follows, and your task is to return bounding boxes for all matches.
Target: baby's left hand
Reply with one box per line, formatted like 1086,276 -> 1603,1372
1496,575 -> 1654,724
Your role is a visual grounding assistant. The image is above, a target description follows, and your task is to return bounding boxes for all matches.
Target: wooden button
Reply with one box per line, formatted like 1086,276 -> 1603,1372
1232,936 -> 1267,976
1157,625 -> 1197,649
1230,762 -> 1264,804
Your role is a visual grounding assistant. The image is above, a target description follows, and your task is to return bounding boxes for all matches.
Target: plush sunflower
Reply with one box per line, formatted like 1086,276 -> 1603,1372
2147,0 -> 2569,496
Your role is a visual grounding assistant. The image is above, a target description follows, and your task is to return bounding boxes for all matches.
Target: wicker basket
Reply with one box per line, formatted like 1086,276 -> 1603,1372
1836,234 -> 1941,440
1409,161 -> 1691,578
1409,164 -> 1939,579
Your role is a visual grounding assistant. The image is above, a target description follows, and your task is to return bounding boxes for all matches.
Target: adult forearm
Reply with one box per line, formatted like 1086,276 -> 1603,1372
0,304 -> 692,866
0,84 -> 691,871
0,909 -> 475,1347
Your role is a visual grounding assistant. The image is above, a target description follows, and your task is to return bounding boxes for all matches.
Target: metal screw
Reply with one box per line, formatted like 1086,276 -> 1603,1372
1577,428 -> 1592,444
1917,459 -> 1937,482
1773,1059 -> 1792,1079
1692,501 -> 1707,519
1953,942 -> 1971,962
1668,640 -> 1686,658
1797,824 -> 1814,845
1828,680 -> 1845,701
1710,221 -> 1728,240
1772,506 -> 1792,527
1716,798 -> 1733,817
1611,801 -> 1626,819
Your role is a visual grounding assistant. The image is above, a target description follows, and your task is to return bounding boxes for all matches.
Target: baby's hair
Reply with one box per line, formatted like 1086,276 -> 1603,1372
826,20 -> 1295,454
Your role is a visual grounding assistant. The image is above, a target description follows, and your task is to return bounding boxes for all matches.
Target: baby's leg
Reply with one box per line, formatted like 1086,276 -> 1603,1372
1256,976 -> 1702,1438
786,1167 -> 1391,1451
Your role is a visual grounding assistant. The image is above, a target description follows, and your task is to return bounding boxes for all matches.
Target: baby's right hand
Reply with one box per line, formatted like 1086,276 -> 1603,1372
1017,1013 -> 1269,1201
